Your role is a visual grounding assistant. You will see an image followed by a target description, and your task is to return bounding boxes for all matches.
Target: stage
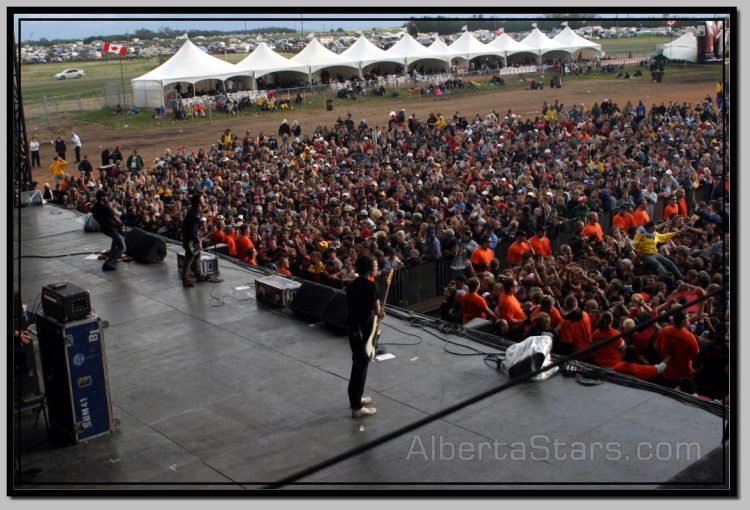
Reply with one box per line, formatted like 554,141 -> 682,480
12,205 -> 727,492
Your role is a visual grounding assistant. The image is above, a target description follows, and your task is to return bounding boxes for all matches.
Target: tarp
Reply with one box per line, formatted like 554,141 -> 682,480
341,35 -> 403,68
552,26 -> 602,57
385,33 -> 451,66
235,42 -> 308,79
661,32 -> 698,63
290,38 -> 358,74
448,31 -> 501,61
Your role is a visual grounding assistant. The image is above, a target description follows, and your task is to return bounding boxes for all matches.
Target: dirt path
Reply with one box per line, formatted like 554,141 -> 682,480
28,77 -> 716,186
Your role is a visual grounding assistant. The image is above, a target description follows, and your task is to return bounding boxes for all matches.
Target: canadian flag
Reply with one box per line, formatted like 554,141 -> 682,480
666,20 -> 677,26
103,42 -> 127,56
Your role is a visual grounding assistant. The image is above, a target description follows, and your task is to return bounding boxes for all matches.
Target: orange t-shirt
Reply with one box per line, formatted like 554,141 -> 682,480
235,235 -> 255,262
633,208 -> 650,226
677,198 -> 689,217
459,292 -> 491,324
591,327 -> 624,367
470,246 -> 495,269
663,202 -> 679,219
612,213 -> 636,232
213,229 -> 228,245
224,236 -> 237,257
560,310 -> 592,353
613,361 -> 659,381
529,235 -> 552,257
497,293 -> 526,323
278,266 -> 291,276
531,305 -> 563,328
655,325 -> 700,382
506,241 -> 531,264
583,222 -> 604,241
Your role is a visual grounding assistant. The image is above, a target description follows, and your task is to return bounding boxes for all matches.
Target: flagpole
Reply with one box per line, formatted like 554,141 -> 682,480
119,52 -> 127,110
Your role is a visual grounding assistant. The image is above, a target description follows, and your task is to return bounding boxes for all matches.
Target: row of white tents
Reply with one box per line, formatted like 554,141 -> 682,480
133,27 -> 602,107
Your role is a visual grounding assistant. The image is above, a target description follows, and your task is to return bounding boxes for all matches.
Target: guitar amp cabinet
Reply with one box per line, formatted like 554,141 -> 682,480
41,282 -> 91,322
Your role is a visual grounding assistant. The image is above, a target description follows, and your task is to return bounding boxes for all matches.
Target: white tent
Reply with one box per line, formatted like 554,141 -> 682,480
519,27 -> 572,63
448,31 -> 502,62
341,35 -> 403,76
661,32 -> 698,63
234,42 -> 308,88
290,38 -> 358,80
487,32 -> 538,65
552,26 -> 602,59
132,39 -> 240,107
385,33 -> 451,71
428,35 -> 463,61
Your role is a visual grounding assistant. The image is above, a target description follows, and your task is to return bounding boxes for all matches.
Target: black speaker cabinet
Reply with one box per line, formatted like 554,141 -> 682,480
125,228 -> 167,263
289,281 -> 335,320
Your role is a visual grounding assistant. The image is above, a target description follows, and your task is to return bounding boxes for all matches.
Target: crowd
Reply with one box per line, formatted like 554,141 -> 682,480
41,86 -> 729,400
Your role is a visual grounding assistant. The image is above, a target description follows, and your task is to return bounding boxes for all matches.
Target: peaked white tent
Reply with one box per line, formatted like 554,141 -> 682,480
385,33 -> 451,71
661,32 -> 698,63
520,27 -> 572,63
234,42 -> 309,89
132,39 -> 240,107
552,26 -> 602,59
428,35 -> 462,61
487,32 -> 538,64
448,31 -> 501,62
290,38 -> 358,81
341,35 -> 403,76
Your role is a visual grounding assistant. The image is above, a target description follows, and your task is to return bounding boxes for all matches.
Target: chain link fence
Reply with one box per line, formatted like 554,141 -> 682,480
22,85 -> 132,127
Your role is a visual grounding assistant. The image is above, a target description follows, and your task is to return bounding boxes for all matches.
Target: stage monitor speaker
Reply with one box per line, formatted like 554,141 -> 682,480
212,243 -> 230,256
289,281 -> 336,321
20,190 -> 43,207
464,317 -> 495,334
126,229 -> 166,263
319,289 -> 348,332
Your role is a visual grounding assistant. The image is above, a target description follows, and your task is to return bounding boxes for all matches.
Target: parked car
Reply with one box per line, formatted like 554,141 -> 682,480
54,68 -> 85,80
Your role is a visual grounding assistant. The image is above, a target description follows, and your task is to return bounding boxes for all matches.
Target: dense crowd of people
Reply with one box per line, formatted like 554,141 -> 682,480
41,85 -> 729,400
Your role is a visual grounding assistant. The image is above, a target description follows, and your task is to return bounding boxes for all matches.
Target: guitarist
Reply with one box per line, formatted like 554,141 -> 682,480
92,189 -> 126,271
345,254 -> 381,418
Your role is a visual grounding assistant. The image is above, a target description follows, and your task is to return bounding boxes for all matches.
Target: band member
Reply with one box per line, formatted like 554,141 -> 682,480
92,189 -> 125,271
345,254 -> 381,418
181,193 -> 210,287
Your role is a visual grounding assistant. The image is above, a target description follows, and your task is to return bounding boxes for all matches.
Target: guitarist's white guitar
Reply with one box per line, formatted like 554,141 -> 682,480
365,269 -> 395,361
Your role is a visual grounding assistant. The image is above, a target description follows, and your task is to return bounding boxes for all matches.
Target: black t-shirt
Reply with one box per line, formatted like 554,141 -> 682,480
92,201 -> 117,234
345,277 -> 379,330
182,206 -> 201,244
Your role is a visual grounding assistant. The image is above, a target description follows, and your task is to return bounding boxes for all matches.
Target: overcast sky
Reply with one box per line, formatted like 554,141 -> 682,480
15,12 -> 715,42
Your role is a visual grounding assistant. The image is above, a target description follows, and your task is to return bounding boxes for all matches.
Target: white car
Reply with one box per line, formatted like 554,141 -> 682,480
54,69 -> 85,80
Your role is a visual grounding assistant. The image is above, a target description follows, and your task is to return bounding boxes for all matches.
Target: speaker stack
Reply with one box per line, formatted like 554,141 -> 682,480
125,228 -> 167,263
289,281 -> 348,332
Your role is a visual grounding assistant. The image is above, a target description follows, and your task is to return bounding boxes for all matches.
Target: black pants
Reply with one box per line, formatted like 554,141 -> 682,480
31,150 -> 40,167
347,326 -> 369,410
74,146 -> 81,163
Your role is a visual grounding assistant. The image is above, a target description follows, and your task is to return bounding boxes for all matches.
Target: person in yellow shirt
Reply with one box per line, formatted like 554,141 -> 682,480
634,221 -> 684,280
49,156 -> 68,187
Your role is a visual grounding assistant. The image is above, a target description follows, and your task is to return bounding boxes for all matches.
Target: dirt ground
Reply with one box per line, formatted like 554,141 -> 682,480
28,76 -> 717,186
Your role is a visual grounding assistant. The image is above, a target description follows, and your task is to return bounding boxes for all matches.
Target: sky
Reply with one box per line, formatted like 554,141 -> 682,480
14,12 -> 716,43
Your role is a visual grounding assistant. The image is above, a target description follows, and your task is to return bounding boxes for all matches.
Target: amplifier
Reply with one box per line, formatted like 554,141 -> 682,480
255,275 -> 301,307
177,251 -> 218,277
41,282 -> 91,322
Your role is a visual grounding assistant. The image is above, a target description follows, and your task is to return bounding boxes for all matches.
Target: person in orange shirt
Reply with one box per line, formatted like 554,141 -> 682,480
235,223 -> 255,263
528,225 -> 552,257
496,278 -> 527,337
663,195 -> 680,219
531,295 -> 563,330
611,204 -> 636,232
582,211 -> 604,242
458,277 -> 498,325
470,235 -> 495,272
654,310 -> 700,387
591,312 -> 625,368
223,225 -> 237,257
675,188 -> 689,217
506,231 -> 532,265
633,199 -> 650,227
613,345 -> 668,381
277,256 -> 291,275
211,217 -> 227,246
558,295 -> 592,357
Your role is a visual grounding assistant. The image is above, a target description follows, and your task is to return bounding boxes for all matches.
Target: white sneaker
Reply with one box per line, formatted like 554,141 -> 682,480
352,407 -> 377,418
361,396 -> 373,405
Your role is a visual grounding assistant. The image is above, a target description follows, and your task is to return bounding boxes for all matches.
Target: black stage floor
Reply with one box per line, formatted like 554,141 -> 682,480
12,205 -> 727,491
